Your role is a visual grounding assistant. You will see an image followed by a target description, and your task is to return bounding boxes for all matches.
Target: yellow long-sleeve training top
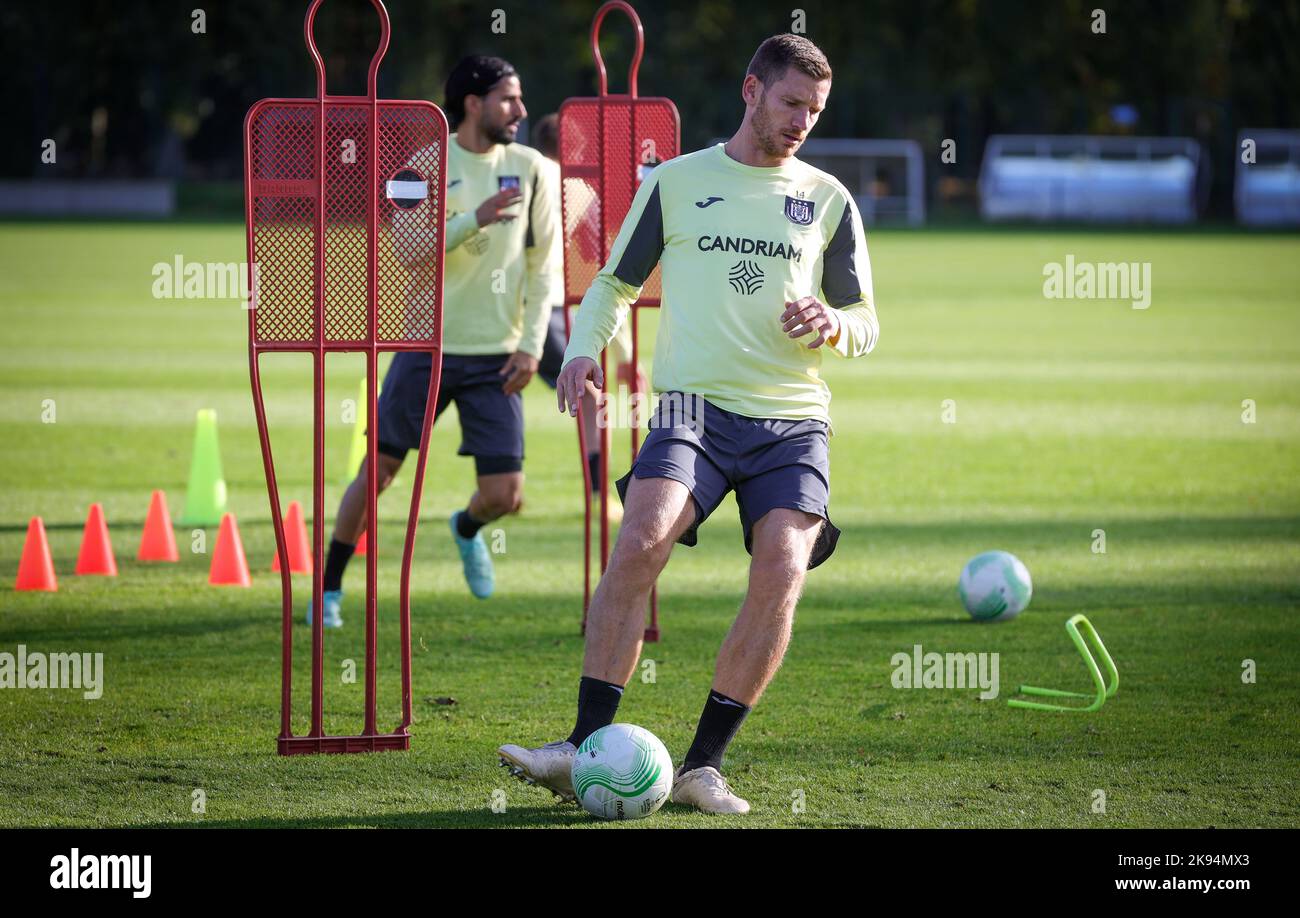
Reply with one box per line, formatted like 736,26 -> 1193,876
393,134 -> 561,358
562,142 -> 879,423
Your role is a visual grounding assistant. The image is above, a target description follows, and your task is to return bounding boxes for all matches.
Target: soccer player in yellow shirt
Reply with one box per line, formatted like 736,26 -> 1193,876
498,34 -> 879,814
309,56 -> 559,627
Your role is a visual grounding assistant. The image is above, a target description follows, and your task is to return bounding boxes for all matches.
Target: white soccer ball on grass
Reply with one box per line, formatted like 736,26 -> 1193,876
959,550 -> 1033,622
571,723 -> 674,820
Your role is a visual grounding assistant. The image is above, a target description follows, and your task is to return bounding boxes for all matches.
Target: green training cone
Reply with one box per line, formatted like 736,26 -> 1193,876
344,377 -> 368,485
179,409 -> 228,527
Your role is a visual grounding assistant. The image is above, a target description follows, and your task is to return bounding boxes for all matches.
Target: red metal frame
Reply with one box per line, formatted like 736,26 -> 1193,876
243,0 -> 447,755
559,1 -> 680,643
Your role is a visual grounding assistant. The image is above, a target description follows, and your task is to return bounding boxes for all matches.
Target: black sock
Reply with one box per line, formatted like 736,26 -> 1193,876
586,451 -> 600,494
322,537 -> 356,592
565,676 -> 624,748
681,690 -> 751,773
455,508 -> 485,539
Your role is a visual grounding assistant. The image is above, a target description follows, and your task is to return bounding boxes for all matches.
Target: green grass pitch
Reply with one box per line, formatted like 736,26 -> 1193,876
1,222 -> 1297,827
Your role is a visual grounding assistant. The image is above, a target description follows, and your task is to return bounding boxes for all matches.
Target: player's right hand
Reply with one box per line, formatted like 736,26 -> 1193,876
557,356 -> 604,417
476,188 -> 523,227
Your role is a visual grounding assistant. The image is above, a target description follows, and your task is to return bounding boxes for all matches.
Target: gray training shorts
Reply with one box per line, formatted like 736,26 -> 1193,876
614,392 -> 841,569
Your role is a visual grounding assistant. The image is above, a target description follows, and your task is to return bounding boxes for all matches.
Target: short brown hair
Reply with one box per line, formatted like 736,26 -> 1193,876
746,34 -> 831,88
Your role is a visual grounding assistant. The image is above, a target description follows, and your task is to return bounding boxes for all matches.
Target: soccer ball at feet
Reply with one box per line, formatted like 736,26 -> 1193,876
572,723 -> 674,820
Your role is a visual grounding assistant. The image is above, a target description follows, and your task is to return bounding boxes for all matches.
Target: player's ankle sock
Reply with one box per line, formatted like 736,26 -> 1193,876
455,508 -> 485,540
681,690 -> 751,773
322,538 -> 355,592
586,451 -> 600,494
565,676 -> 624,748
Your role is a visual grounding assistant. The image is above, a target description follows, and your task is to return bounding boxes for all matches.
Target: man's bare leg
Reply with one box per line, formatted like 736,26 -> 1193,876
312,452 -> 405,626
670,508 -> 823,813
465,471 -> 524,524
331,453 -> 405,544
579,390 -> 626,521
582,390 -> 599,460
449,470 -> 524,599
711,508 -> 823,705
581,474 -> 696,686
496,473 -> 695,796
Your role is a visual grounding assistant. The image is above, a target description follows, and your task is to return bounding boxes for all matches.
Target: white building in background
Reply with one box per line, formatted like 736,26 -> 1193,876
978,135 -> 1203,224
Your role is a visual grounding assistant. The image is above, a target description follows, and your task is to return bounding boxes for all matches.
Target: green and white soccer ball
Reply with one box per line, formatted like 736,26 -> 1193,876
572,723 -> 674,820
959,550 -> 1032,622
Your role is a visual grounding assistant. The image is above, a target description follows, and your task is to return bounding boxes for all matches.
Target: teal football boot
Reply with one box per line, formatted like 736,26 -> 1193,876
305,589 -> 343,628
450,512 -> 494,599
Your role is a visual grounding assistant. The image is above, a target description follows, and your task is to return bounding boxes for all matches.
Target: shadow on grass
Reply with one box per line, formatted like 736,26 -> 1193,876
3,581 -> 1296,650
7,512 -> 1294,550
130,799 -> 741,829
0,612 -> 273,645
834,515 -> 1300,547
2,511 -> 1295,650
134,807 -> 594,829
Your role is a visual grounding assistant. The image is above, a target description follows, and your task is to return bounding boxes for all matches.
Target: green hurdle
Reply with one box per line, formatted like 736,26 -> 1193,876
1007,614 -> 1118,712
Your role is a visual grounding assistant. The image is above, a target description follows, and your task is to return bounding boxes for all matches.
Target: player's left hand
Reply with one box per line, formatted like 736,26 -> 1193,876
781,296 -> 840,349
500,351 -> 539,395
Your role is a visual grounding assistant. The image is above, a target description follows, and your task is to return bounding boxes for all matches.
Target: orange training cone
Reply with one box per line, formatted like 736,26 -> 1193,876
355,530 -> 367,557
75,503 -> 118,576
15,517 -> 58,591
271,500 -> 312,574
210,513 -> 251,587
139,490 -> 179,562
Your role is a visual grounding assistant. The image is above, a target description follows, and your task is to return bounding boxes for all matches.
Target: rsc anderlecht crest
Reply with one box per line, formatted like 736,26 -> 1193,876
784,195 -> 815,225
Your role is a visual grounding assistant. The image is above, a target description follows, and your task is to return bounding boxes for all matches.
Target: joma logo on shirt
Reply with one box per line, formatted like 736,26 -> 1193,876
697,235 -> 802,262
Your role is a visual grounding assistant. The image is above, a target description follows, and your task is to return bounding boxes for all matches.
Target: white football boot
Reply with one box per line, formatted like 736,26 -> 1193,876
497,740 -> 578,803
670,765 -> 751,815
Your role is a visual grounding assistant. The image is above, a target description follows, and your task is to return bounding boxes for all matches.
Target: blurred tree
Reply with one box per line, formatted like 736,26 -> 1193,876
1,0 -> 1296,216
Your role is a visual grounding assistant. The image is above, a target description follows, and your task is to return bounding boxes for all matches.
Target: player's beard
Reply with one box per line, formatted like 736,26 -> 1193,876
484,112 -> 521,146
751,89 -> 798,160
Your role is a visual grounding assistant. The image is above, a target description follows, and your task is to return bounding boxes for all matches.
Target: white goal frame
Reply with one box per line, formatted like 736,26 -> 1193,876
709,136 -> 926,226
